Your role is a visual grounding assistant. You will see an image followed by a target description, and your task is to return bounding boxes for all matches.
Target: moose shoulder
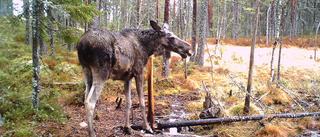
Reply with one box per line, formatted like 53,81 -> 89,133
76,20 -> 192,137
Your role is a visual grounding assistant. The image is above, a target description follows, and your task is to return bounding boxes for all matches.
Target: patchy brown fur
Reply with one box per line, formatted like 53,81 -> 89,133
77,20 -> 192,136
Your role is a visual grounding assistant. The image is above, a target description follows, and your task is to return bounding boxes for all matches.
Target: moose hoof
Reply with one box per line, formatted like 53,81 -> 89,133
154,129 -> 163,135
123,127 -> 132,135
144,127 -> 153,134
145,129 -> 153,134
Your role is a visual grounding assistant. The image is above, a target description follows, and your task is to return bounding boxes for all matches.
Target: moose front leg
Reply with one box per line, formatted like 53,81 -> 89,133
124,79 -> 132,134
135,74 -> 153,133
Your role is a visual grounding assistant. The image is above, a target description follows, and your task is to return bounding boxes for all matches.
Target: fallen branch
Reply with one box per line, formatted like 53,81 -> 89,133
228,73 -> 269,114
277,83 -> 307,112
157,112 -> 320,129
40,82 -> 82,86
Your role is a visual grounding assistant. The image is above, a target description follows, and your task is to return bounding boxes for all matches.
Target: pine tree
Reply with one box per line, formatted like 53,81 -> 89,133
190,0 -> 197,62
23,0 -> 31,45
244,0 -> 260,114
32,0 -> 41,109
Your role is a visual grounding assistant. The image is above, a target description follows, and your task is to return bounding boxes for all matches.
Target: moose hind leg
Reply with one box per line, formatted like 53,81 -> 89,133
84,67 -> 93,100
124,79 -> 132,134
85,69 -> 106,137
135,75 -> 153,133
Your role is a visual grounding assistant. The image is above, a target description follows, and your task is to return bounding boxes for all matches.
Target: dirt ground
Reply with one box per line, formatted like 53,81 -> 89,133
35,91 -> 200,137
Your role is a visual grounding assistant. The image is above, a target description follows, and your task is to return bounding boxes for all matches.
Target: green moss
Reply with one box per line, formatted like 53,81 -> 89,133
54,62 -> 81,77
3,120 -> 37,137
229,103 -> 258,116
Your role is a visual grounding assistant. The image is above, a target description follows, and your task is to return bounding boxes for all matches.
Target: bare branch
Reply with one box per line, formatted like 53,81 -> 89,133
228,73 -> 269,114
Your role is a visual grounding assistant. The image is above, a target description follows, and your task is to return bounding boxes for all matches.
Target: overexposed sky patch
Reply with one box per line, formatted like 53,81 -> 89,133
13,0 -> 23,16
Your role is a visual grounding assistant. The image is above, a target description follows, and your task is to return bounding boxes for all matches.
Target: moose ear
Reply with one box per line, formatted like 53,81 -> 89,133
150,20 -> 162,32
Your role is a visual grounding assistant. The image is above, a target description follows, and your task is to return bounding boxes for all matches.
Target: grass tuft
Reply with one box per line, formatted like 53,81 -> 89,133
255,124 -> 286,137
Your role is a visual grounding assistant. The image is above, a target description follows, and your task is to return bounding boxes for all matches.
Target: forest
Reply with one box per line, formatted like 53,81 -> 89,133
0,0 -> 319,136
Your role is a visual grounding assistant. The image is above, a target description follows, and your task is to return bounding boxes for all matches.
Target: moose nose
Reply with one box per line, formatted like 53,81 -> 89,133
187,49 -> 193,56
187,45 -> 193,56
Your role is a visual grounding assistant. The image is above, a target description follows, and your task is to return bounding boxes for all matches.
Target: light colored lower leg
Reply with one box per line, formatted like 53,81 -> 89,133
124,79 -> 132,128
84,71 -> 105,137
84,68 -> 92,100
85,101 -> 96,137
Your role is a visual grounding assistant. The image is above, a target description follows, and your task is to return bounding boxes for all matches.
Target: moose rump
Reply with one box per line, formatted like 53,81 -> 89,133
77,20 -> 192,137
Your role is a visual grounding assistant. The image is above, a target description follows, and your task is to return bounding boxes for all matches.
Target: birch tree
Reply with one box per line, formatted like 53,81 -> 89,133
266,3 -> 270,46
276,1 -> 289,87
315,22 -> 320,61
270,0 -> 282,82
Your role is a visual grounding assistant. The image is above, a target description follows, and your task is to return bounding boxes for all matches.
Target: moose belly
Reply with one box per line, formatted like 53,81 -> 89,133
110,54 -> 133,80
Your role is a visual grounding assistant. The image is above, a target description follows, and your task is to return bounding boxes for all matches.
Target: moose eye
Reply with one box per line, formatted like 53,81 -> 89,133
168,37 -> 175,40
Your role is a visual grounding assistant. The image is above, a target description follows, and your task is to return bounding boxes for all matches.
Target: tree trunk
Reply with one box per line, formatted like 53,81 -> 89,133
156,0 -> 159,22
136,0 -> 141,28
179,0 -> 183,39
244,0 -> 260,114
190,0 -> 197,62
266,4 -> 270,46
270,1 -> 275,41
162,0 -> 171,77
39,1 -> 47,56
258,5 -> 261,44
215,1 -> 222,55
88,0 -> 100,29
221,1 -> 227,39
208,0 -> 213,37
40,40 -> 47,55
276,1 -> 289,87
195,0 -> 208,67
277,33 -> 283,87
104,1 -> 109,28
158,112 -> 320,129
32,0 -> 41,110
233,0 -> 239,42
290,0 -> 296,41
0,0 -> 13,16
47,6 -> 55,58
315,22 -> 320,61
24,0 -> 31,45
147,56 -> 154,129
270,0 -> 282,82
245,1 -> 249,39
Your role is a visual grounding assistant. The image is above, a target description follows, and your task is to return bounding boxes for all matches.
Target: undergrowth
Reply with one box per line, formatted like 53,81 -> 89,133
0,17 -> 80,136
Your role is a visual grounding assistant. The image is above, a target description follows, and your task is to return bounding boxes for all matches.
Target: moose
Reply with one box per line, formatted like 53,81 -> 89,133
77,20 -> 192,136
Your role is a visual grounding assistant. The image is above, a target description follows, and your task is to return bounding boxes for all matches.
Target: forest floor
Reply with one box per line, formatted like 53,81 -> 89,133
33,45 -> 320,137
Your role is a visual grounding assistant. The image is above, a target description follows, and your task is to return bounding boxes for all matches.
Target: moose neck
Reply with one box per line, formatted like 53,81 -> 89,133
137,29 -> 164,57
